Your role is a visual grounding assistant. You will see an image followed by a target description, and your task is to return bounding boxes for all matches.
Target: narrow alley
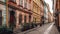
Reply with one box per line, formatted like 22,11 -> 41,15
17,23 -> 60,34
0,0 -> 60,34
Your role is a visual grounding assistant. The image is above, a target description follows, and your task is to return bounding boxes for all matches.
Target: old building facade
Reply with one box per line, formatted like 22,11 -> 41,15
48,11 -> 53,23
8,0 -> 33,29
0,0 -> 7,26
53,0 -> 60,31
0,0 -> 33,29
44,2 -> 48,23
0,0 -> 44,31
32,0 -> 44,25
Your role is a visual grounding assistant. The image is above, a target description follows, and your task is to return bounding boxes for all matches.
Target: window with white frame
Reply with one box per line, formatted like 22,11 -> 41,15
20,0 -> 23,6
24,0 -> 27,8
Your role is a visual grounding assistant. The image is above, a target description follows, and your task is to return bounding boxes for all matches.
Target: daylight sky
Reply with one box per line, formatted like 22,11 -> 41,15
44,0 -> 53,13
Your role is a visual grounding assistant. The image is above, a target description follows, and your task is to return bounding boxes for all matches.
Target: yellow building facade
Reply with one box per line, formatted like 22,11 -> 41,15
32,0 -> 41,24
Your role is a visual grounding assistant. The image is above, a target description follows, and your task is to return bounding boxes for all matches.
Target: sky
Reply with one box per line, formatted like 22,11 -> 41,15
44,0 -> 53,13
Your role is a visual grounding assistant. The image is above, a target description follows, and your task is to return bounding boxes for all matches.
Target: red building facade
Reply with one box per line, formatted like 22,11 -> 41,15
8,0 -> 33,29
53,0 -> 60,31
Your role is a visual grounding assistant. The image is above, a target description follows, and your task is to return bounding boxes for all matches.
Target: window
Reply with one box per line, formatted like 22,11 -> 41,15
19,14 -> 22,24
20,0 -> 23,6
27,3 -> 30,9
27,0 -> 31,9
24,15 -> 26,23
37,7 -> 38,12
24,0 -> 27,8
0,10 -> 2,26
33,17 -> 36,23
29,15 -> 31,22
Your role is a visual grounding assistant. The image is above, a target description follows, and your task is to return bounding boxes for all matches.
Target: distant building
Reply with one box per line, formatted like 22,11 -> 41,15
32,0 -> 44,25
53,0 -> 60,31
48,11 -> 53,23
44,1 -> 49,23
46,3 -> 53,23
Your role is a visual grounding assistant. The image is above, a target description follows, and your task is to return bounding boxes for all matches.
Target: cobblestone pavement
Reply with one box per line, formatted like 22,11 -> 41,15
17,23 -> 60,34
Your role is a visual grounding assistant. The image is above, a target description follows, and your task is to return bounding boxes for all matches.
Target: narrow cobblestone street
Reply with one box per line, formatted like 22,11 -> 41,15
0,0 -> 60,34
17,23 -> 60,34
